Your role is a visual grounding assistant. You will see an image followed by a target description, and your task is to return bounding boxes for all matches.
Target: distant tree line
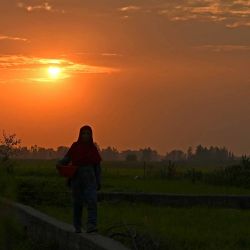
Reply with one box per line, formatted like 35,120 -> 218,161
0,130 -> 244,164
9,144 -> 240,163
10,145 -> 161,162
164,145 -> 236,163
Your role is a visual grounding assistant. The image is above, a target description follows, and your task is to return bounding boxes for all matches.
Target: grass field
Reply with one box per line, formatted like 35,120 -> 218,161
1,159 -> 250,250
10,159 -> 250,196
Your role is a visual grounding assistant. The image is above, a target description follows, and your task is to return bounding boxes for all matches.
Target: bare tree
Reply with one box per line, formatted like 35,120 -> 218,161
0,130 -> 21,173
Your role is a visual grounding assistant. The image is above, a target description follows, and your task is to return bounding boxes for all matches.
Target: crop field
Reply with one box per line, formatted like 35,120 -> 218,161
1,159 -> 250,249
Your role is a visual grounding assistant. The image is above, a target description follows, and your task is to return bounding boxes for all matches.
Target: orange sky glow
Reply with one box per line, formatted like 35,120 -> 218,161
0,0 -> 250,156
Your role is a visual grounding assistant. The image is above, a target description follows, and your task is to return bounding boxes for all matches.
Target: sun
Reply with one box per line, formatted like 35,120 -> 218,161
48,66 -> 61,79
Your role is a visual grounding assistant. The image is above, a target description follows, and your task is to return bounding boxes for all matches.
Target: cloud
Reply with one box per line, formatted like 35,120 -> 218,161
0,35 -> 28,42
119,5 -> 142,12
226,21 -> 250,28
118,0 -> 250,28
0,55 -> 119,82
63,52 -> 123,57
193,44 -> 250,52
101,53 -> 123,57
17,1 -> 65,13
160,0 -> 250,28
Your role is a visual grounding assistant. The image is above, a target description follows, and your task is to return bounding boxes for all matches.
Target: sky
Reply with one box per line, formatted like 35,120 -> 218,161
0,0 -> 250,156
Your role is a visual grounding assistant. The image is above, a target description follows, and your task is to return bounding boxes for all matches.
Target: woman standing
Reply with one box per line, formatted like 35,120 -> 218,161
57,125 -> 102,233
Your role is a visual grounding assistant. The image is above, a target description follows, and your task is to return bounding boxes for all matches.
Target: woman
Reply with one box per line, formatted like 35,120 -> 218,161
57,125 -> 102,233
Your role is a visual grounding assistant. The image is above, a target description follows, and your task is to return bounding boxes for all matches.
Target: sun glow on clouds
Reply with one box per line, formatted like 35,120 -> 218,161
0,55 -> 119,83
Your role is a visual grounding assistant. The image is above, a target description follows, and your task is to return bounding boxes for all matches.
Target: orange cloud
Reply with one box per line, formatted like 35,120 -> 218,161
17,1 -> 65,13
0,55 -> 119,83
119,0 -> 250,28
119,6 -> 142,12
226,21 -> 250,28
193,44 -> 250,52
0,35 -> 28,42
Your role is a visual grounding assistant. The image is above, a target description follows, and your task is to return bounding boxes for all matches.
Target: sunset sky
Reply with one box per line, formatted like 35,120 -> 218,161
0,0 -> 250,156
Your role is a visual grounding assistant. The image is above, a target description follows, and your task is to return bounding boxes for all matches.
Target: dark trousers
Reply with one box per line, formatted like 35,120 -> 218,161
71,165 -> 97,230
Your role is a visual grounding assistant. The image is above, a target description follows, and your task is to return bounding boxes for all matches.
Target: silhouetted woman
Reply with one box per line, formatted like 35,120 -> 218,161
57,125 -> 102,233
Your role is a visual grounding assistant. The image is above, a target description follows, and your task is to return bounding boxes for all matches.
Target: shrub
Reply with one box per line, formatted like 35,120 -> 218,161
204,156 -> 250,188
184,168 -> 203,183
15,176 -> 71,206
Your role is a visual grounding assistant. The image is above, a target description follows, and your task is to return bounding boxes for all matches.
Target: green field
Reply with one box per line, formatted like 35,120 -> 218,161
10,159 -> 250,196
1,159 -> 250,250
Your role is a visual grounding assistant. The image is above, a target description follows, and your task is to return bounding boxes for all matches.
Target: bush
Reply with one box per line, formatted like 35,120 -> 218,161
15,176 -> 71,206
159,160 -> 178,179
184,168 -> 203,183
204,156 -> 250,188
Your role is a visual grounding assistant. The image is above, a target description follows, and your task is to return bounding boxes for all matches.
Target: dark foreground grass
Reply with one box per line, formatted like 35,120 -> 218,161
34,201 -> 250,250
0,166 -> 58,250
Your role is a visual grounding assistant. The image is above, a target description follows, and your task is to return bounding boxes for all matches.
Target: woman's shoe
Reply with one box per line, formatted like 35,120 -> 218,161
74,228 -> 82,233
86,223 -> 98,233
86,228 -> 98,233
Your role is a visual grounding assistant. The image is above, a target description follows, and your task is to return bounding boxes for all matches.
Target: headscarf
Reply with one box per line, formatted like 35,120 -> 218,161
77,125 -> 94,144
65,125 -> 102,165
